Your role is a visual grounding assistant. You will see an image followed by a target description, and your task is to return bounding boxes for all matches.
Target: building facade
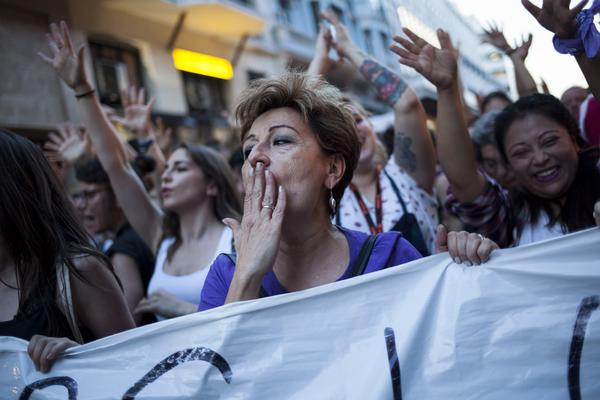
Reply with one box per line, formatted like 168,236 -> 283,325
1,0 -> 507,143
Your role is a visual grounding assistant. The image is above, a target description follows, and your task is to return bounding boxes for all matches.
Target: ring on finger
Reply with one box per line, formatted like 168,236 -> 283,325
476,234 -> 485,241
262,204 -> 274,210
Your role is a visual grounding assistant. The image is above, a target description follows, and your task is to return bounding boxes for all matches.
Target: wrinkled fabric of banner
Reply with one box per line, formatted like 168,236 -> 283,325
1,228 -> 599,400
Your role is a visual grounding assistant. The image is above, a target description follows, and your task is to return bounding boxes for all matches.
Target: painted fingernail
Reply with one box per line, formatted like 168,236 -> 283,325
453,257 -> 461,264
256,162 -> 263,171
249,167 -> 254,176
265,169 -> 270,177
465,261 -> 473,267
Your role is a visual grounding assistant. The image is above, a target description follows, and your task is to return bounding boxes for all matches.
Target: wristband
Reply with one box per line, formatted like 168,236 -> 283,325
75,88 -> 96,99
553,0 -> 600,58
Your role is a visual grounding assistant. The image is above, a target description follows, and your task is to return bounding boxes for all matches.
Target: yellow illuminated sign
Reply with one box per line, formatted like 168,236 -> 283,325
172,48 -> 233,80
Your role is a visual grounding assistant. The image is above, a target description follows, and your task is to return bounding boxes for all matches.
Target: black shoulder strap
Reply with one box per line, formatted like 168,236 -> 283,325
224,253 -> 236,265
225,234 -> 378,290
349,234 -> 379,277
223,253 -> 268,298
382,169 -> 409,214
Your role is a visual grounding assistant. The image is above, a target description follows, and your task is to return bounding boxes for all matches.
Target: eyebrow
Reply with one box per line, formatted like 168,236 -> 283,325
508,129 -> 560,151
243,124 -> 300,145
268,124 -> 300,134
171,160 -> 189,167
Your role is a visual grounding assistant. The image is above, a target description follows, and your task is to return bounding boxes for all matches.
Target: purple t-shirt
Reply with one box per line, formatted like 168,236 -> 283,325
199,227 -> 421,311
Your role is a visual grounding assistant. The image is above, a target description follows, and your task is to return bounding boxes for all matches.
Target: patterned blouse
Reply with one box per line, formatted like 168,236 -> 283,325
336,158 -> 439,254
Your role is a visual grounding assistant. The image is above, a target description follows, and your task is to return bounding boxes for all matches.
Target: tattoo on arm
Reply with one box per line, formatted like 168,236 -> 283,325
394,132 -> 417,172
359,59 -> 409,105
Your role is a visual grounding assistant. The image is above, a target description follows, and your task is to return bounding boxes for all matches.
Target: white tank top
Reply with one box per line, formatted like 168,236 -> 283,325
147,227 -> 233,320
516,212 -> 565,246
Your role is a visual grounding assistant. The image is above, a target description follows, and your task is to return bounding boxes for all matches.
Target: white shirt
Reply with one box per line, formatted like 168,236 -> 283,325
147,227 -> 233,320
516,212 -> 565,247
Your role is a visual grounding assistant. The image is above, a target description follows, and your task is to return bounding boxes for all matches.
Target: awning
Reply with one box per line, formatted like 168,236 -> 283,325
103,0 -> 266,39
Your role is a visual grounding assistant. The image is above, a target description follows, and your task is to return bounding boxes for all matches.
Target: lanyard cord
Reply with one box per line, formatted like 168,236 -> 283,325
349,165 -> 383,234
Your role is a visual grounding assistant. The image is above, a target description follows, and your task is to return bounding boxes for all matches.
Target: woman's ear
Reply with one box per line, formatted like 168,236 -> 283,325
327,154 -> 346,189
206,181 -> 218,197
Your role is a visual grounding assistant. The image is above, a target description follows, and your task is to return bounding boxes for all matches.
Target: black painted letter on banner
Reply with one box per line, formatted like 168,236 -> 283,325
385,327 -> 402,400
121,346 -> 232,399
568,295 -> 599,400
19,376 -> 78,400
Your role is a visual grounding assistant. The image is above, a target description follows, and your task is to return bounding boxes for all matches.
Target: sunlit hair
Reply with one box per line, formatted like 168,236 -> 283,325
493,94 -> 600,233
470,109 -> 502,162
0,128 -> 113,337
235,71 -> 360,215
480,90 -> 511,114
162,144 -> 242,257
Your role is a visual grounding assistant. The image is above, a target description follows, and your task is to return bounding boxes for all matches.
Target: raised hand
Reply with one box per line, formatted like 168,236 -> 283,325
308,25 -> 343,76
391,28 -> 458,89
513,33 -> 533,61
116,86 -> 155,135
43,123 -> 91,165
320,10 -> 357,60
224,162 -> 286,299
481,22 -> 512,53
522,0 -> 588,38
27,335 -> 78,373
149,117 -> 172,153
38,21 -> 90,91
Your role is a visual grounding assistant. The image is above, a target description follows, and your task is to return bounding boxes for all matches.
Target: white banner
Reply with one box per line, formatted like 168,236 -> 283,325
1,228 -> 599,400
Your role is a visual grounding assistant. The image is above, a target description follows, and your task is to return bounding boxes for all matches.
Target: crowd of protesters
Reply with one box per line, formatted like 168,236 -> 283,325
1,0 -> 599,372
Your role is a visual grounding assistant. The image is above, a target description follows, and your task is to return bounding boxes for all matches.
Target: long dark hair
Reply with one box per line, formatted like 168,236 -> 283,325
162,144 -> 242,258
0,129 -> 112,336
494,94 -> 600,233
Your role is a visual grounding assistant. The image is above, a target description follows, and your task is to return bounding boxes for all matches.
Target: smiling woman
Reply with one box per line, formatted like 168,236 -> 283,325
491,94 -> 600,245
390,20 -> 600,248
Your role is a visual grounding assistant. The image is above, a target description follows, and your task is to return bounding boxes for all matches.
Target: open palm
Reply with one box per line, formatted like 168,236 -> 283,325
118,87 -> 155,134
38,21 -> 88,90
481,24 -> 512,53
43,123 -> 91,165
391,28 -> 457,89
522,0 -> 587,38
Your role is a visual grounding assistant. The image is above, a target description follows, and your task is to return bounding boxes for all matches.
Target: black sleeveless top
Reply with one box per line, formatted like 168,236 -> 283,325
0,296 -> 92,342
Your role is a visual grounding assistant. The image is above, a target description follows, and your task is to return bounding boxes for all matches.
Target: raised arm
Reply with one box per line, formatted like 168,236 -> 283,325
481,24 -> 538,97
511,34 -> 539,96
307,25 -> 343,77
522,0 -> 600,99
39,22 -> 163,250
391,28 -> 487,202
321,11 -> 436,193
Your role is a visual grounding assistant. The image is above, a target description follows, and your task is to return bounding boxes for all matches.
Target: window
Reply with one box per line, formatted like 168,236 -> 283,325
379,31 -> 389,53
182,72 -> 226,115
278,0 -> 292,25
231,0 -> 254,7
330,4 -> 345,25
364,29 -> 373,54
310,1 -> 321,33
247,70 -> 265,84
88,40 -> 144,107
